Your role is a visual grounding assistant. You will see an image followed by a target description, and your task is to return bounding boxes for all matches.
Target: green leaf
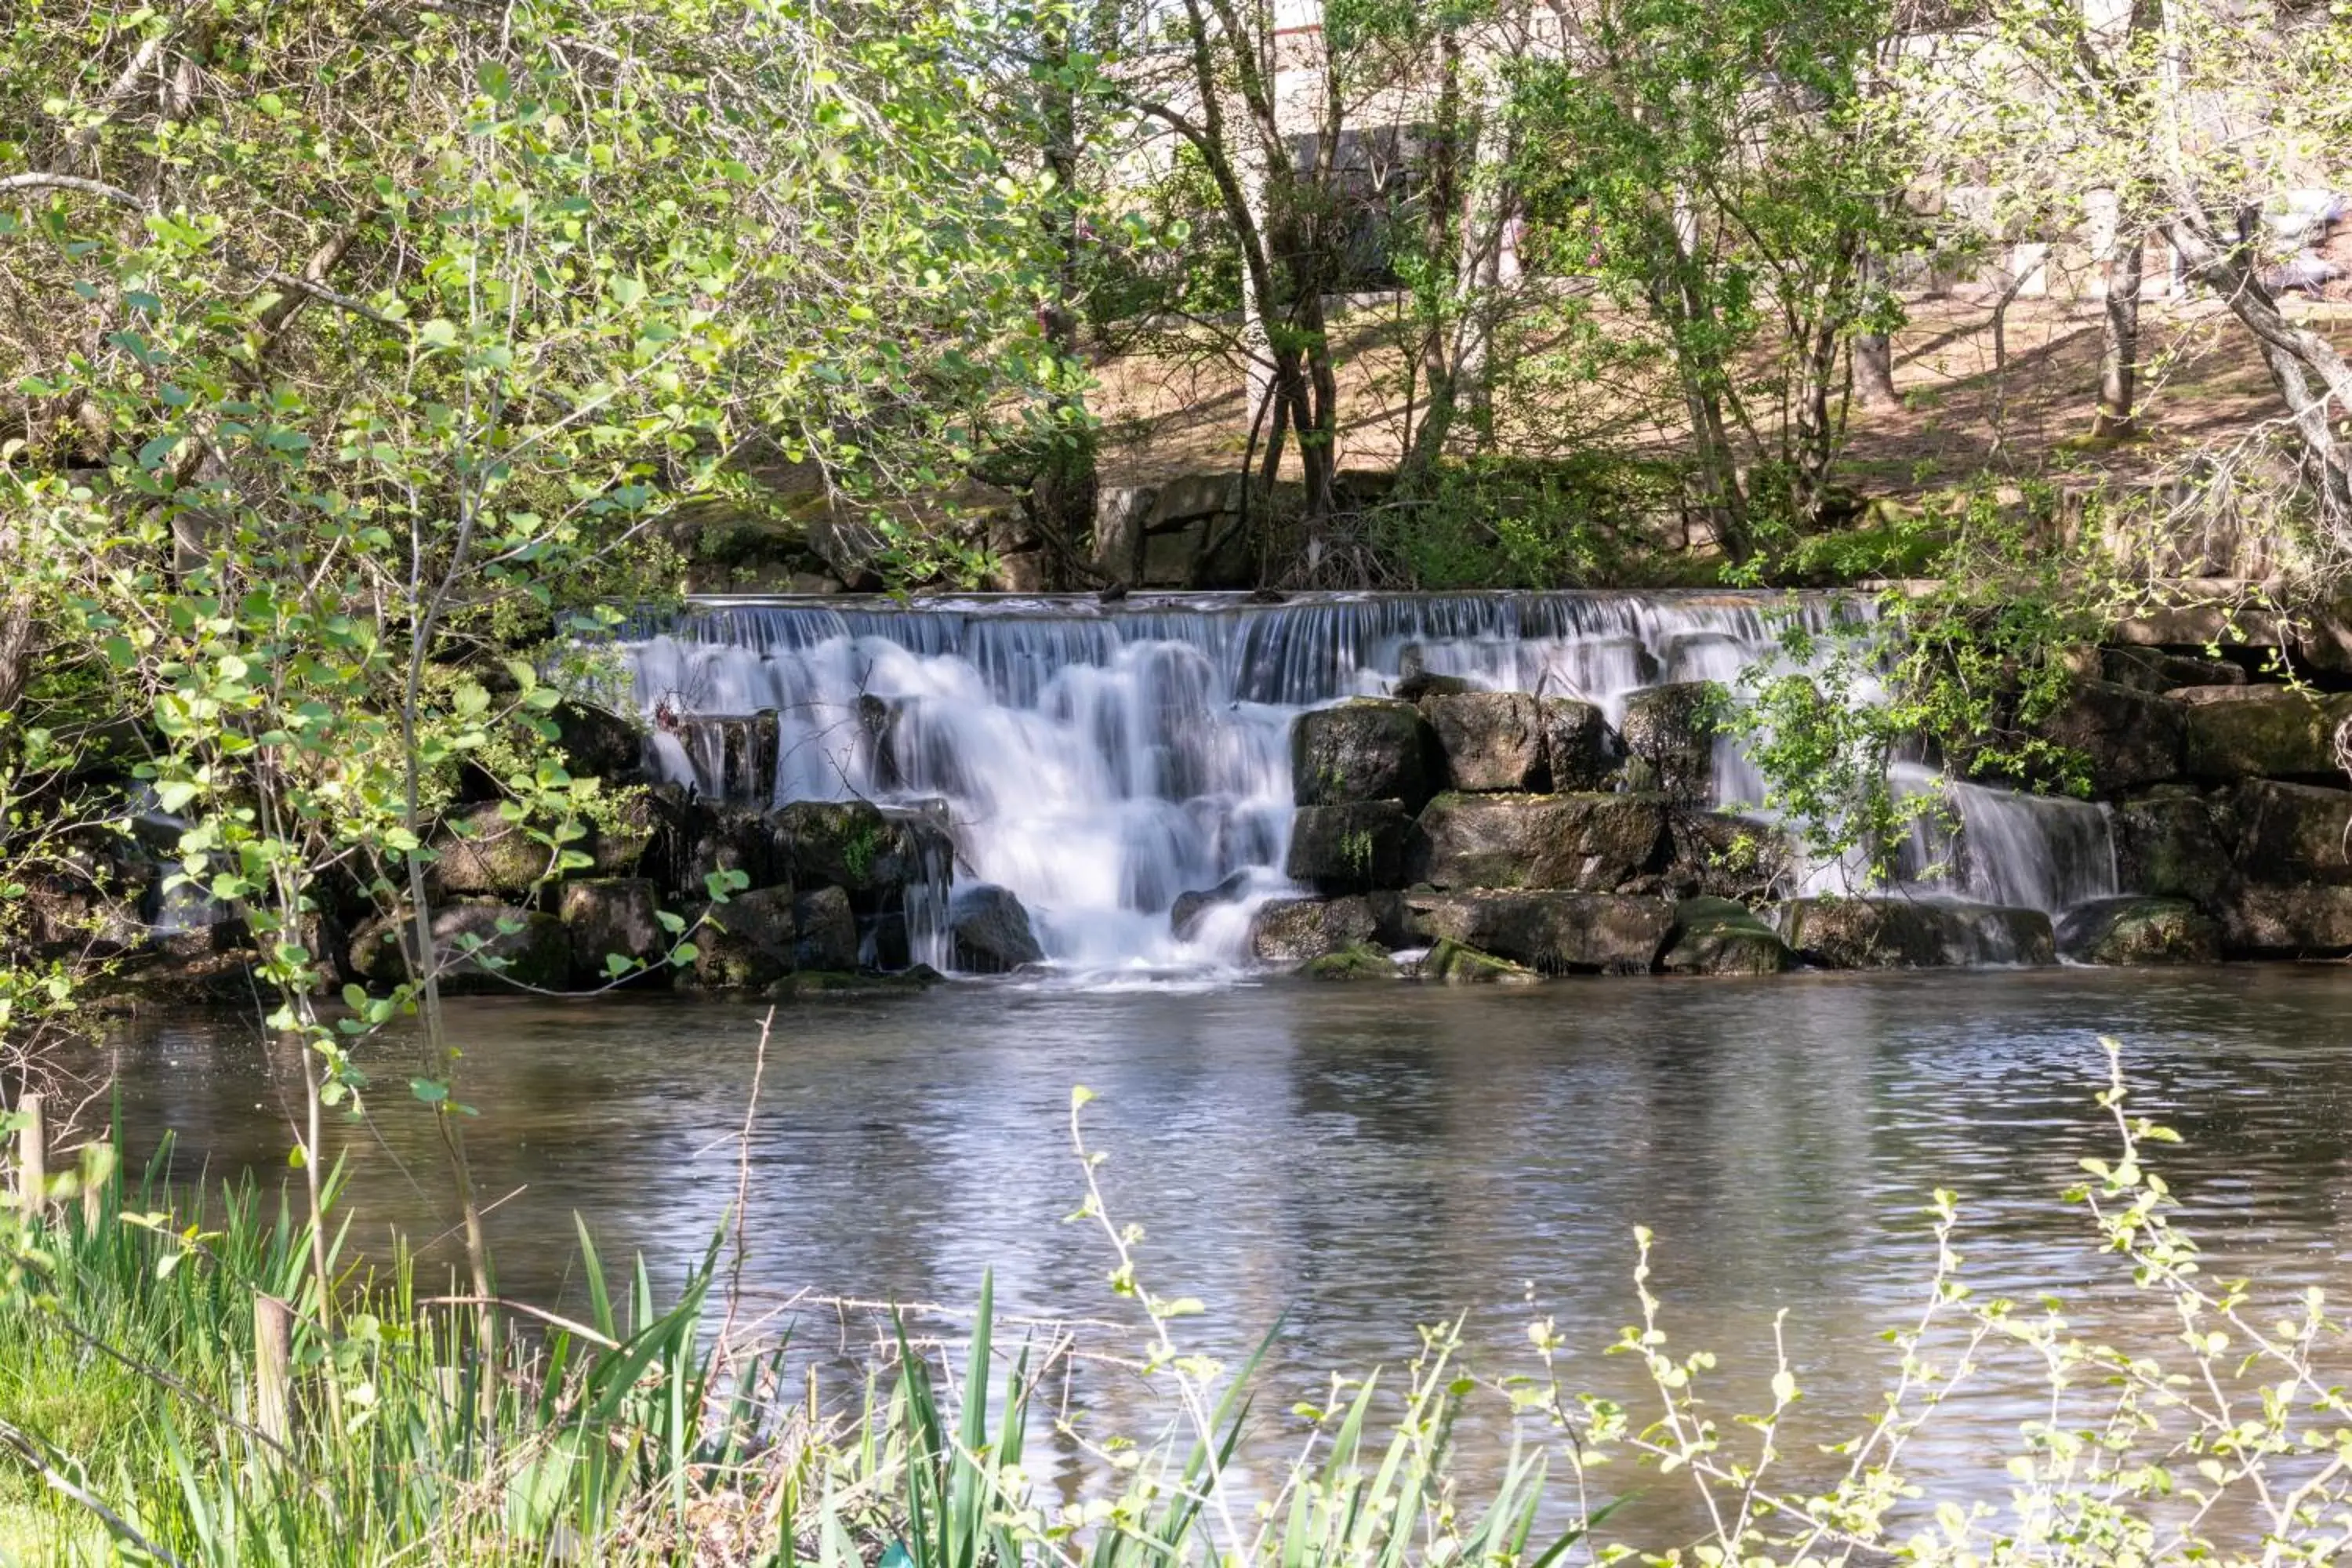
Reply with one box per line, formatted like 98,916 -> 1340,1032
410,1078 -> 449,1106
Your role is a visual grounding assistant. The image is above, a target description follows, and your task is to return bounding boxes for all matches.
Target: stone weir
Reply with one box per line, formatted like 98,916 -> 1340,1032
594,588 -> 2306,989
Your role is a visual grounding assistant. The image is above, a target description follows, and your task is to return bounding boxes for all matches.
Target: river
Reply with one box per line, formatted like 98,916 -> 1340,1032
96,964 -> 2352,1536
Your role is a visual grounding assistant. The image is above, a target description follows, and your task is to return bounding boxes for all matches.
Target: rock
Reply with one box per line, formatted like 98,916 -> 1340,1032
1617,682 -> 1723,804
2231,779 -> 2352,884
430,803 -> 550,898
558,877 -> 667,985
683,885 -> 802,989
1420,938 -> 1541,985
2114,789 -> 2234,905
1249,896 -> 1385,964
349,903 -> 571,993
2176,686 -> 2352,782
1778,897 -> 2055,968
1293,699 -> 1436,811
2211,884 -> 2352,954
950,884 -> 1045,973
1297,942 -> 1402,981
2100,647 -> 2245,693
1541,698 -> 1620,792
773,800 -> 948,900
655,793 -> 793,898
1094,485 -> 1153,585
2032,678 -> 2185,793
1394,670 -> 1476,702
661,711 -> 779,804
1664,810 -> 1797,902
766,964 -> 947,1000
1409,793 -> 1664,891
1421,691 -> 1547,792
588,789 -> 659,877
552,701 -> 646,781
1402,891 -> 1674,975
1661,897 -> 1792,975
1286,801 -> 1413,893
1171,870 -> 1252,941
2056,896 -> 2221,964
793,885 -> 862,971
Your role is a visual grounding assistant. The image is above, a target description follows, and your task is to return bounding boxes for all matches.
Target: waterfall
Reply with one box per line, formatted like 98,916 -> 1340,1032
615,590 -> 2117,974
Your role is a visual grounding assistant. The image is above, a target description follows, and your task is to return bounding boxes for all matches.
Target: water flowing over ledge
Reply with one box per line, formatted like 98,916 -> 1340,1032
616,590 -> 2117,979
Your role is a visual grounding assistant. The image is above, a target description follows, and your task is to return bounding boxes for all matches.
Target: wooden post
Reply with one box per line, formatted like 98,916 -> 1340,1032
16,1093 -> 44,1217
254,1294 -> 294,1450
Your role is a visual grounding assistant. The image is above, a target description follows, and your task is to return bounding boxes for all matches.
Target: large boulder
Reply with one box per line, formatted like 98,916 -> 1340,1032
1402,890 -> 1673,975
1171,870 -> 1251,941
430,803 -> 550,898
793,885 -> 862,971
683,885 -> 803,989
1617,682 -> 1722,805
2032,678 -> 2185,793
1293,699 -> 1436,811
349,903 -> 570,993
1661,897 -> 1792,976
2211,884 -> 2352,954
1249,896 -> 1388,964
552,700 -> 647,782
2176,686 -> 2352,782
2114,789 -> 2234,906
654,793 -> 793,898
587,789 -> 659,877
950,883 -> 1045,972
1541,698 -> 1620,792
773,800 -> 946,901
1420,938 -> 1541,985
1286,801 -> 1414,893
2056,896 -> 2221,965
2231,779 -> 2352,884
1409,793 -> 1664,891
1779,897 -> 2054,968
1664,810 -> 1798,902
558,877 -> 668,985
1421,691 -> 1546,792
2100,647 -> 2245,693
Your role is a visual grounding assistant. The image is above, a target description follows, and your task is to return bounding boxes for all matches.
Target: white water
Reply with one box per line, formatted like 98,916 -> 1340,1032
616,591 -> 2117,975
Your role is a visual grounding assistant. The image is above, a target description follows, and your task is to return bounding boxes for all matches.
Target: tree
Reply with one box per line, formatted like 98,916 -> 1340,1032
1509,0 -> 1926,558
0,0 -> 1059,1334
1944,0 -> 2352,562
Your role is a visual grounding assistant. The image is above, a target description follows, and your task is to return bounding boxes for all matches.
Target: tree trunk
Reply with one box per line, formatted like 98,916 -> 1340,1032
1032,13 -> 1096,586
0,523 -> 33,726
2166,213 -> 2352,532
2092,226 -> 2144,439
1853,332 -> 1897,410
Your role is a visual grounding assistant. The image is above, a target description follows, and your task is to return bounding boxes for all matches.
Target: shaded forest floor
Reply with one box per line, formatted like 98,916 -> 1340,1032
1088,293 -> 2352,504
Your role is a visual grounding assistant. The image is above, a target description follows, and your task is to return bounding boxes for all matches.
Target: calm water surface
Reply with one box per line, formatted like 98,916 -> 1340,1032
101,967 -> 2352,1530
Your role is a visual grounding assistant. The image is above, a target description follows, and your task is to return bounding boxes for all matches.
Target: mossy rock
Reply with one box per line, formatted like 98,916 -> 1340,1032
2054,897 -> 2220,965
764,964 -> 946,999
1420,937 -> 1541,985
1293,699 -> 1437,811
1661,897 -> 1791,975
1297,942 -> 1401,981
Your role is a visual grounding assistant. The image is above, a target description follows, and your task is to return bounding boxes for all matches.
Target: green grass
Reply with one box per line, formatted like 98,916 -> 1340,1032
0,1148 -> 1583,1567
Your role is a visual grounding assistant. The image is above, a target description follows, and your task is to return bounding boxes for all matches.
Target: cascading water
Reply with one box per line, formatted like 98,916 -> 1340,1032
616,590 -> 2121,975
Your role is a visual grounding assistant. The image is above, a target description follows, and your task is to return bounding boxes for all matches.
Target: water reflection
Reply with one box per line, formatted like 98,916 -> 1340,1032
100,967 -> 2352,1532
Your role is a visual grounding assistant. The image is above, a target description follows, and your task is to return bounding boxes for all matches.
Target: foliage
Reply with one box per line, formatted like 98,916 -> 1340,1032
1723,483 -> 2147,877
1508,0 -> 1924,556
1370,454 -> 1700,589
